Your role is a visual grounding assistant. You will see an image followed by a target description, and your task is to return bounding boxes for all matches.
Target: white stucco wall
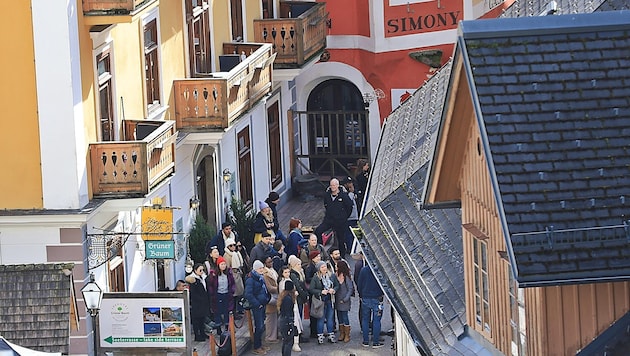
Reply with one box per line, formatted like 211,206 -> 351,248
32,0 -> 88,209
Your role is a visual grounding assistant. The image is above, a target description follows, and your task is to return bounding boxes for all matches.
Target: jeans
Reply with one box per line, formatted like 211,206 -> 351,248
316,295 -> 334,334
278,317 -> 294,356
361,298 -> 382,343
214,293 -> 229,329
337,310 -> 350,325
252,306 -> 266,349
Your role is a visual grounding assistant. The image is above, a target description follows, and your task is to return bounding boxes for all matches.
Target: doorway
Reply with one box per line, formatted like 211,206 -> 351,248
302,79 -> 369,178
196,155 -> 217,226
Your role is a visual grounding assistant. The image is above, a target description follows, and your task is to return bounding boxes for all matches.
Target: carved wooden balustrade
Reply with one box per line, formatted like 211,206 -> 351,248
82,0 -> 146,13
173,43 -> 274,131
253,1 -> 327,68
89,120 -> 176,197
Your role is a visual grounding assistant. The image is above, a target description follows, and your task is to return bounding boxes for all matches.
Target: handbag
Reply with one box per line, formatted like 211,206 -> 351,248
310,296 -> 324,319
238,296 -> 253,310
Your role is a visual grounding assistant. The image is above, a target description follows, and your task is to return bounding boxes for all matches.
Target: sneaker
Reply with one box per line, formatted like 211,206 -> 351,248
317,334 -> 325,344
362,341 -> 370,347
372,342 -> 384,349
328,333 -> 337,343
261,345 -> 271,351
251,348 -> 266,355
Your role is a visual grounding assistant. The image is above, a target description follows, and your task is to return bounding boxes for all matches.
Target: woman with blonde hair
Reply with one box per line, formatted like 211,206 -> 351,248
309,260 -> 340,344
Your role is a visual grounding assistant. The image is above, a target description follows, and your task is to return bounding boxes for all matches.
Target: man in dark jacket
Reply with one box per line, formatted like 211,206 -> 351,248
314,178 -> 354,257
245,260 -> 271,354
357,264 -> 385,349
206,222 -> 236,256
249,231 -> 273,269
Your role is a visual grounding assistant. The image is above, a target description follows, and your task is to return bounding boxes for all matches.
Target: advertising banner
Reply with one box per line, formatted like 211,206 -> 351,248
99,292 -> 189,350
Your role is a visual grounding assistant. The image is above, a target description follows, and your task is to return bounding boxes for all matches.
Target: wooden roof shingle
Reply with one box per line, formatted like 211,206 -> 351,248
0,263 -> 75,354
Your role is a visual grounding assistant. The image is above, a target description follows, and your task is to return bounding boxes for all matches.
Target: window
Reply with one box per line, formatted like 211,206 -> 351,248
230,0 -> 244,41
473,238 -> 491,333
237,127 -> 253,207
186,0 -> 212,75
508,265 -> 527,356
108,234 -> 126,292
143,19 -> 161,112
267,102 -> 282,188
96,50 -> 115,141
261,0 -> 273,18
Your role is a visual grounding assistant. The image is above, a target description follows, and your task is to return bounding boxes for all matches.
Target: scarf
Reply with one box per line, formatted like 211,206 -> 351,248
253,270 -> 268,295
320,271 -> 332,290
224,248 -> 244,269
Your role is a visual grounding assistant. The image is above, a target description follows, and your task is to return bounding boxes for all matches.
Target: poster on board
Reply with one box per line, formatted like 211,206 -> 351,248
99,292 -> 189,350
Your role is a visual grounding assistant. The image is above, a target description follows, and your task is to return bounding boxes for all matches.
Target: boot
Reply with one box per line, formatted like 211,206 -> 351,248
317,333 -> 325,344
328,332 -> 337,343
338,325 -> 346,342
343,325 -> 351,343
292,335 -> 301,352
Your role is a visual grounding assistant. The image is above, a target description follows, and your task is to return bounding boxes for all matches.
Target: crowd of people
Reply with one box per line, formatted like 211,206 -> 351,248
183,160 -> 385,355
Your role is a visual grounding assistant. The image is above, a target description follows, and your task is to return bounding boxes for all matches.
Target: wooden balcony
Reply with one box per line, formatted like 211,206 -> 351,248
173,43 -> 275,131
89,120 -> 176,198
82,0 -> 158,25
253,1 -> 327,68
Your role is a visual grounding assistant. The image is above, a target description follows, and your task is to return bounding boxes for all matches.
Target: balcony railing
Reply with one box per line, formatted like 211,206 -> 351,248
253,1 -> 327,68
83,0 -> 145,13
173,43 -> 274,131
89,120 -> 176,197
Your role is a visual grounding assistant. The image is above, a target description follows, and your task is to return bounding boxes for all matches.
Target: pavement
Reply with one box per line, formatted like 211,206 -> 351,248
243,256 -> 395,356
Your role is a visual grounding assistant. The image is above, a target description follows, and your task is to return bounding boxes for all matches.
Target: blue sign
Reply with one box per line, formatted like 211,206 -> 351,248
145,240 -> 175,259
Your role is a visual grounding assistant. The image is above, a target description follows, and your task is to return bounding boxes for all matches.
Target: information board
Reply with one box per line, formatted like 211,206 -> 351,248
99,292 -> 189,350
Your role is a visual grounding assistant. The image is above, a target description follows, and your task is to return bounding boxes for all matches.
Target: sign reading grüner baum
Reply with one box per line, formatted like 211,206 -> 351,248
146,240 -> 175,259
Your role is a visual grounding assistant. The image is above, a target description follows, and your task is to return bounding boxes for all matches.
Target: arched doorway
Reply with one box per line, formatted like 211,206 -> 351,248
305,79 -> 368,177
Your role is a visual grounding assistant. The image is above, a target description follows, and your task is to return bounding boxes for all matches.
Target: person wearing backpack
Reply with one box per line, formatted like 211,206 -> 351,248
245,260 -> 271,355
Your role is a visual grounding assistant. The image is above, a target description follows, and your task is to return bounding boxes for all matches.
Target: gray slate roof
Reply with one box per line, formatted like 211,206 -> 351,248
458,11 -> 630,287
360,64 -> 497,354
0,263 -> 75,354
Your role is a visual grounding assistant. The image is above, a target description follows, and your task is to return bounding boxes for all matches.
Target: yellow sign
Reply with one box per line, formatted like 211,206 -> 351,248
141,206 -> 173,241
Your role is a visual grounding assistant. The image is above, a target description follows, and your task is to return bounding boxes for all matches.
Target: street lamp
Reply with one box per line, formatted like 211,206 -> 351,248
81,273 -> 103,355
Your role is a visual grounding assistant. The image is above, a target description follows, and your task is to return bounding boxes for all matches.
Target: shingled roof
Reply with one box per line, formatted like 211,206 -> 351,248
0,263 -> 77,354
360,63 -> 499,354
456,11 -> 630,287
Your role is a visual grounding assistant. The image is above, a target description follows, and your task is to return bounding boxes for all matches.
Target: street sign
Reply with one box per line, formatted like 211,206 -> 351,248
145,240 -> 175,259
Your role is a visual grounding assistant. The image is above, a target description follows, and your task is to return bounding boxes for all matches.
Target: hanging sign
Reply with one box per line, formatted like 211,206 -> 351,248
141,206 -> 173,241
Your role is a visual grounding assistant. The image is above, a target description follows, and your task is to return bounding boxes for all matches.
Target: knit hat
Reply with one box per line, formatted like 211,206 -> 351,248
315,261 -> 326,271
288,255 -> 301,267
284,280 -> 294,291
217,257 -> 226,266
253,260 -> 264,270
309,250 -> 321,260
268,191 -> 280,201
259,201 -> 269,210
224,238 -> 236,247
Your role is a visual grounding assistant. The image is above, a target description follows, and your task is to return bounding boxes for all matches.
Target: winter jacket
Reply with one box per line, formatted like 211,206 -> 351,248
286,228 -> 303,257
244,270 -> 271,309
185,273 -> 210,317
322,186 -> 353,224
299,244 -> 328,269
206,268 -> 236,313
263,267 -> 279,313
357,265 -> 383,300
309,272 -> 340,300
249,240 -> 271,268
289,269 -> 309,305
334,277 -> 354,312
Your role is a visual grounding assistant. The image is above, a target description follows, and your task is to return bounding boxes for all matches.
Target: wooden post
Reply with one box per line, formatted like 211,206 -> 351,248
209,332 -> 216,356
246,310 -> 254,343
229,312 -> 237,356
